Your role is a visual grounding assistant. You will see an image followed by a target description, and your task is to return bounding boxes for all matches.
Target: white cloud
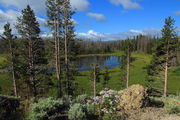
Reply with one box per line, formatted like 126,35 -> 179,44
0,0 -> 90,14
0,9 -> 20,23
41,33 -> 53,38
76,29 -> 161,41
109,0 -> 142,10
0,0 -> 46,14
0,9 -> 47,35
71,19 -> 78,25
0,9 -> 20,34
87,13 -> 106,22
174,11 -> 180,16
70,0 -> 90,11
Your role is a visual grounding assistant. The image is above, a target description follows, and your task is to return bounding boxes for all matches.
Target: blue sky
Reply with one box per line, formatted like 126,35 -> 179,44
0,0 -> 180,40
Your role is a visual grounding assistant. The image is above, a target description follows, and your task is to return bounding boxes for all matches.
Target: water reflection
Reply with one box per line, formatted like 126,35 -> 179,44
76,56 -> 121,71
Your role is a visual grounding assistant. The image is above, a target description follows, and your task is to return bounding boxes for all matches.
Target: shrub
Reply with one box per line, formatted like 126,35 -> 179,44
0,95 -> 22,120
68,103 -> 86,120
151,96 -> 180,115
68,95 -> 97,120
28,97 -> 69,120
92,88 -> 118,114
73,94 -> 88,104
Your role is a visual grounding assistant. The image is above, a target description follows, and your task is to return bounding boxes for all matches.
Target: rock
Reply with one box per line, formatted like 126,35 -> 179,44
117,84 -> 149,111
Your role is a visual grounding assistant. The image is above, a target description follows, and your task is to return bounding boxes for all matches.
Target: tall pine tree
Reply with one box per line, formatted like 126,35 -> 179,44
62,0 -> 77,96
46,0 -> 77,96
90,64 -> 100,97
1,23 -> 17,96
147,17 -> 178,97
16,5 -> 46,98
46,0 -> 63,97
122,39 -> 134,88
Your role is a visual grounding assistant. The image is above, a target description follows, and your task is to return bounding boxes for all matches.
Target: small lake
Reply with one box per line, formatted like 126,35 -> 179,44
76,56 -> 121,71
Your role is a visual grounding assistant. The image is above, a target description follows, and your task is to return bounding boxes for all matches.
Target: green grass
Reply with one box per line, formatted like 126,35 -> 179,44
75,52 -> 180,95
151,96 -> 180,114
0,54 -> 8,69
77,51 -> 124,57
0,73 -> 12,95
76,52 -> 152,95
0,55 -> 12,95
169,67 -> 180,94
0,52 -> 179,96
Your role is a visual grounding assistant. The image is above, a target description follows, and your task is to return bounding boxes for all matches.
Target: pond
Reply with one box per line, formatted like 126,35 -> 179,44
76,56 -> 122,71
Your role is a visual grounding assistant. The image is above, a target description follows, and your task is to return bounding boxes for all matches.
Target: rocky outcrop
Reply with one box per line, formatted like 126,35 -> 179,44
117,84 -> 149,111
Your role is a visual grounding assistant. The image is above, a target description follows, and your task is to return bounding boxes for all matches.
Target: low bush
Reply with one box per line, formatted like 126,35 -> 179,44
151,96 -> 180,115
68,95 -> 97,120
28,97 -> 69,120
92,88 -> 118,114
28,95 -> 98,120
0,95 -> 22,120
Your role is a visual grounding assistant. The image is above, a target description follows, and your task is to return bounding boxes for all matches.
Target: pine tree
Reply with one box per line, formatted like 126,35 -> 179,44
119,55 -> 127,89
90,64 -> 100,97
46,0 -> 77,97
103,67 -> 110,88
16,5 -> 46,98
1,23 -> 17,96
147,17 -> 178,97
122,39 -> 134,88
46,0 -> 63,97
62,0 -> 76,96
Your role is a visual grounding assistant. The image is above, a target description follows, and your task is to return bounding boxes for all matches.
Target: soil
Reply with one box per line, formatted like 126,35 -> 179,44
119,107 -> 180,120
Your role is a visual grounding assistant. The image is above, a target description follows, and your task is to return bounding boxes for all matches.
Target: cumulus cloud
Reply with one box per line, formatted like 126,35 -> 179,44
109,0 -> 142,10
0,9 -> 20,34
0,9 -> 47,35
71,19 -> 78,25
0,0 -> 46,14
70,0 -> 90,11
0,9 -> 20,23
76,29 -> 161,41
0,0 -> 90,14
87,13 -> 106,22
174,11 -> 180,16
37,28 -> 180,40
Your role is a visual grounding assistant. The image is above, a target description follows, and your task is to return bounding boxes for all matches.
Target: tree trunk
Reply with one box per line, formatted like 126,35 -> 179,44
64,1 -> 69,95
12,62 -> 17,96
28,38 -> 33,98
8,39 -> 17,97
57,21 -> 62,98
54,19 -> 62,97
164,58 -> 168,97
93,66 -> 96,98
126,49 -> 130,88
64,8 -> 68,66
164,38 -> 169,97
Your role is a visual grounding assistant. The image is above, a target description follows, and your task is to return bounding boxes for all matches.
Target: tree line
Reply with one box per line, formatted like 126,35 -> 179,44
0,0 -> 79,101
0,0 -> 179,103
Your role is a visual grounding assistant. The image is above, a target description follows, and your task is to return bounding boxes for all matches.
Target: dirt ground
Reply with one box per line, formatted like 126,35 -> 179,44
122,107 -> 180,120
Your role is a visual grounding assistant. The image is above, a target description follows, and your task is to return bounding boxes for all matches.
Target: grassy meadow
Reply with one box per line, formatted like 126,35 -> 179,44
76,52 -> 180,95
0,51 -> 180,96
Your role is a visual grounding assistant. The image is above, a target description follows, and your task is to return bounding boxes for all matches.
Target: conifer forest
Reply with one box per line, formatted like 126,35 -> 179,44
0,0 -> 180,120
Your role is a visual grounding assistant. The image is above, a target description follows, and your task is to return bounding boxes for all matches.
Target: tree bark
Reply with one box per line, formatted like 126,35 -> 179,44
93,65 -> 96,98
64,1 -> 69,95
164,60 -> 168,97
126,48 -> 130,88
64,5 -> 68,66
54,19 -> 62,97
8,39 -> 17,97
164,38 -> 169,97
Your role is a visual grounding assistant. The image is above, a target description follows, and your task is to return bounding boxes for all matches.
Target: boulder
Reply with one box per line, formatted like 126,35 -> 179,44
117,84 -> 149,111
